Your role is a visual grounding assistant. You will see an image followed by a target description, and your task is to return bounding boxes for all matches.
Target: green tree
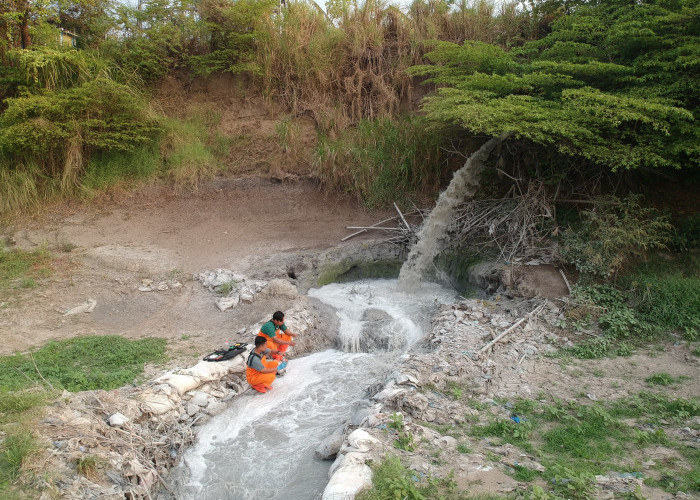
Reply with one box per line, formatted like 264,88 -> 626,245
409,0 -> 699,172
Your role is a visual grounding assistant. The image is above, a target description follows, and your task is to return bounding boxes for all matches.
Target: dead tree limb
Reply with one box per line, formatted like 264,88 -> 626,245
478,302 -> 547,355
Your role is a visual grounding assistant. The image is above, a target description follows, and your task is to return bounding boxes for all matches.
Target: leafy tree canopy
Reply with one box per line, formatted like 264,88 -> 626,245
410,0 -> 699,171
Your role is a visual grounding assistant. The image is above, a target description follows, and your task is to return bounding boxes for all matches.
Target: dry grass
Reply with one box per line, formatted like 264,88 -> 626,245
258,0 -> 529,134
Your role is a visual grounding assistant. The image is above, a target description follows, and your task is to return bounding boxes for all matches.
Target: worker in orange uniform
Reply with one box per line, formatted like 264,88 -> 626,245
258,310 -> 298,360
246,336 -> 287,393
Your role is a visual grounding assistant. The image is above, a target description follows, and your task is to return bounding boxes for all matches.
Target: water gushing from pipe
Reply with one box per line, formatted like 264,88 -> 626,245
398,133 -> 510,291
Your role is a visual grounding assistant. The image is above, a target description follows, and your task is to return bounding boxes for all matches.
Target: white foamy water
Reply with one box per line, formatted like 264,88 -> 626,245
398,135 -> 507,291
173,279 -> 455,500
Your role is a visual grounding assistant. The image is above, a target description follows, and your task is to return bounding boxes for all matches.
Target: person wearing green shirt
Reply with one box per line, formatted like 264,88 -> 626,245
258,310 -> 297,360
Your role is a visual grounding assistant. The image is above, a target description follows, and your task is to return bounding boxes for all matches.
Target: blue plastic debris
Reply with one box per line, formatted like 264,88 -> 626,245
510,414 -> 521,424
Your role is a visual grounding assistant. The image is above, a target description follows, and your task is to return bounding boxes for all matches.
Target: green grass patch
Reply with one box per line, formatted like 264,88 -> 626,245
645,372 -> 689,386
81,143 -> 162,193
510,464 -> 540,482
0,390 -> 50,420
0,432 -> 39,485
565,335 -> 634,359
160,110 -> 230,188
0,335 -> 167,392
0,245 -> 52,290
625,263 -> 700,340
358,455 -> 478,500
460,396 -> 700,497
610,391 -> 700,423
470,418 -> 534,451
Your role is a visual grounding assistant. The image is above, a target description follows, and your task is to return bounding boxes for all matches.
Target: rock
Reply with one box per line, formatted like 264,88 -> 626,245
63,299 -> 97,315
347,429 -> 381,452
315,432 -> 346,460
197,269 -> 245,290
189,391 -> 209,407
259,279 -> 298,298
322,451 -> 373,500
351,402 -> 380,426
68,417 -> 93,428
437,435 -> 458,449
240,290 -> 254,303
138,392 -> 176,415
395,372 -> 420,387
403,392 -> 429,417
206,401 -> 227,416
216,294 -> 240,312
186,404 -> 200,417
359,308 -> 406,352
108,413 -> 129,427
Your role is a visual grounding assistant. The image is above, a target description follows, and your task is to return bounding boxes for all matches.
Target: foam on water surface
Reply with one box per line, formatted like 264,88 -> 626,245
174,279 -> 455,499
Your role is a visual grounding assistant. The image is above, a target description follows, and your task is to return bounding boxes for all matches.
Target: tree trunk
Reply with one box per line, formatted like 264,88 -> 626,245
20,1 -> 31,49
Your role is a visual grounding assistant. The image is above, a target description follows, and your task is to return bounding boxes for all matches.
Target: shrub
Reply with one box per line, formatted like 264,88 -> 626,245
0,74 -> 160,210
560,195 -> 672,279
626,267 -> 700,340
357,455 -> 426,500
159,110 -> 230,189
315,116 -> 444,208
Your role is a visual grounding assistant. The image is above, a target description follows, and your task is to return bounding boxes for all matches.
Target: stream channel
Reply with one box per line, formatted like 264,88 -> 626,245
172,279 -> 456,499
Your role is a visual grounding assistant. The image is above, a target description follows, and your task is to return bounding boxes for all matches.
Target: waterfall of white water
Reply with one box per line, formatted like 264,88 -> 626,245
171,279 -> 456,500
398,134 -> 509,291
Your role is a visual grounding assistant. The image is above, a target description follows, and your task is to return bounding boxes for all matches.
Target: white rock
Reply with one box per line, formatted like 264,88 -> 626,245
189,391 -> 209,407
259,279 -> 297,298
108,413 -> 129,427
322,451 -> 373,500
206,401 -> 227,416
63,299 -> 97,315
216,294 -> 240,312
347,429 -> 381,453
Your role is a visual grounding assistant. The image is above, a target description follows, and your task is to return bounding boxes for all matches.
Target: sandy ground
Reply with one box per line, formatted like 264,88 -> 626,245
0,177 -> 394,360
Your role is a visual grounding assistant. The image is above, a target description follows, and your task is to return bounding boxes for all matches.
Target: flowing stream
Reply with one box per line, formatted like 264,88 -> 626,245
172,279 -> 455,499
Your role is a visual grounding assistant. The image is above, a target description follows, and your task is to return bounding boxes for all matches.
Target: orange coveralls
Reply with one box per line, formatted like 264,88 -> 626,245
246,352 -> 279,388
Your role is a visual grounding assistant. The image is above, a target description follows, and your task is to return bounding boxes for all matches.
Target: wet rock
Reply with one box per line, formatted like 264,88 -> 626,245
359,308 -> 407,352
315,428 -> 346,460
205,401 -> 226,416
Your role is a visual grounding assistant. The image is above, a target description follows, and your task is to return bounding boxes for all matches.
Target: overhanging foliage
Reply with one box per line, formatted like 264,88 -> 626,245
411,0 -> 700,171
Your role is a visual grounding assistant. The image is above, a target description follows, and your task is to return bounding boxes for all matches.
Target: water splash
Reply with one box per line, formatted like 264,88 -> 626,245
398,134 -> 509,291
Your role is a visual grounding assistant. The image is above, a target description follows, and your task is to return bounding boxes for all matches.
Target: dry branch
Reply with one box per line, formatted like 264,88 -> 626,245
478,302 -> 546,355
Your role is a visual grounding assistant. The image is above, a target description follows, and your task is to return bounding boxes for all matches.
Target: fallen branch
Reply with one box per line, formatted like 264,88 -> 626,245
341,216 -> 399,242
346,226 -> 404,231
478,303 -> 547,355
394,202 -> 411,232
559,268 -> 572,295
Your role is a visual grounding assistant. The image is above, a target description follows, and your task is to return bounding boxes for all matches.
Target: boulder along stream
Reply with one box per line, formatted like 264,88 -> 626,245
170,279 -> 457,499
